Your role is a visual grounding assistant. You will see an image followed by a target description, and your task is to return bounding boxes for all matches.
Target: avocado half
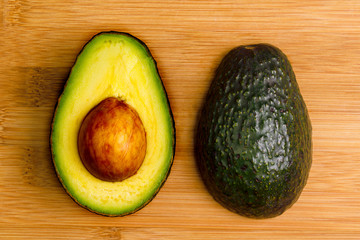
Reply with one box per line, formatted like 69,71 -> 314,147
51,32 -> 175,216
196,44 -> 312,218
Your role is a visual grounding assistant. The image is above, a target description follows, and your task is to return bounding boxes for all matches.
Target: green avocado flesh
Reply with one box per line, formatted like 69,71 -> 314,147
196,44 -> 312,218
51,32 -> 175,216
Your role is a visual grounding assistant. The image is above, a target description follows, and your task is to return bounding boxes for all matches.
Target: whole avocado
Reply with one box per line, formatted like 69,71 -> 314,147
196,44 -> 312,218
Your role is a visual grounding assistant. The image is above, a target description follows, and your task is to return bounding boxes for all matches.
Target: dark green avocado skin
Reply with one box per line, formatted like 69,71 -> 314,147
196,44 -> 312,219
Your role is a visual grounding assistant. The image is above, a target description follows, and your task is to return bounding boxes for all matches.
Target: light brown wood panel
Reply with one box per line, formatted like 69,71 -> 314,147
1,0 -> 360,239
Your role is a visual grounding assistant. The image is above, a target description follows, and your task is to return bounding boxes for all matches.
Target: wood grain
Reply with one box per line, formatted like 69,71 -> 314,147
1,0 -> 360,239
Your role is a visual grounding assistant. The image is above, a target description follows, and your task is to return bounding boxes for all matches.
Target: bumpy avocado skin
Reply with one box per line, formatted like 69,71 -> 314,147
196,44 -> 312,218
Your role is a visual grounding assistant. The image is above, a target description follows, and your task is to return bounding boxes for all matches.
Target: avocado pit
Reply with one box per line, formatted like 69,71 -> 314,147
78,97 -> 147,182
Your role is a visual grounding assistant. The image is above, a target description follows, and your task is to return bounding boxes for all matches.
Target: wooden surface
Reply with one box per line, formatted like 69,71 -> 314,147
1,0 -> 360,239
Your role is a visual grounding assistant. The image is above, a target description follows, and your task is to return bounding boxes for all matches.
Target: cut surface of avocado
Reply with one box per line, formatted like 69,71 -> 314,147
51,32 -> 175,216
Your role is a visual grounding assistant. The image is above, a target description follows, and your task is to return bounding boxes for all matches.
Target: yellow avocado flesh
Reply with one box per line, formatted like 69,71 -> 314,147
51,32 -> 174,216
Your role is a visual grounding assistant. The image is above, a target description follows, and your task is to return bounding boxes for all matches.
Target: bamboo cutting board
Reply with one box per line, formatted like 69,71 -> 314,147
1,0 -> 360,239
